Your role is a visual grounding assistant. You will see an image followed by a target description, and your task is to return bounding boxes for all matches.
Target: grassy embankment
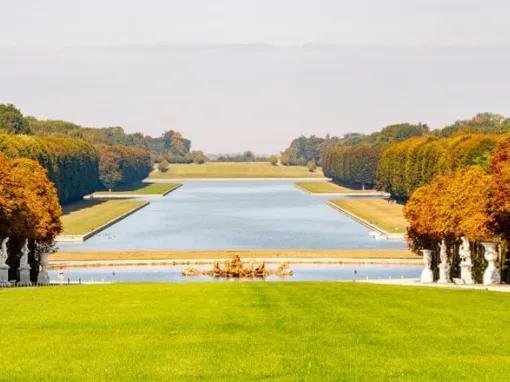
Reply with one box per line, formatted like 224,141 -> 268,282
1,283 -> 509,381
60,200 -> 148,236
296,181 -> 377,194
52,248 -> 418,261
329,199 -> 408,234
91,182 -> 181,197
149,162 -> 325,179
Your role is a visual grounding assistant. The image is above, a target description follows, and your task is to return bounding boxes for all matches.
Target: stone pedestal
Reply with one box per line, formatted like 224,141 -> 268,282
0,264 -> 9,286
482,242 -> 500,286
460,264 -> 474,285
36,252 -> 50,285
420,249 -> 434,283
18,265 -> 32,286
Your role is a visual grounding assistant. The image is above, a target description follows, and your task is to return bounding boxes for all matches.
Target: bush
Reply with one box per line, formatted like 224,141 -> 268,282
158,160 -> 170,172
269,155 -> 278,166
307,160 -> 317,172
192,151 -> 206,164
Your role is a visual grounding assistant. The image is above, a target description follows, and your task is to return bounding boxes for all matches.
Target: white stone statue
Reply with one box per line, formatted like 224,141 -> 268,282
0,237 -> 10,285
420,249 -> 434,283
18,239 -> 31,286
459,236 -> 474,284
36,244 -> 50,285
482,242 -> 500,286
437,240 -> 451,284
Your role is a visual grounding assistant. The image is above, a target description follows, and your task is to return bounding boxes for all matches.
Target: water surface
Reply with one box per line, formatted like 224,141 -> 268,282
59,181 -> 406,251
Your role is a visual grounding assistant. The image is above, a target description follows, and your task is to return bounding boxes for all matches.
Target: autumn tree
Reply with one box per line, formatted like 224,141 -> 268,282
307,160 -> 317,172
0,154 -> 62,281
158,160 -> 169,172
269,155 -> 278,166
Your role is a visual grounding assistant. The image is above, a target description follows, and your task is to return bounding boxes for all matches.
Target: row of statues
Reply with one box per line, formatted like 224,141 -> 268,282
421,237 -> 500,286
182,255 -> 294,278
0,237 -> 50,286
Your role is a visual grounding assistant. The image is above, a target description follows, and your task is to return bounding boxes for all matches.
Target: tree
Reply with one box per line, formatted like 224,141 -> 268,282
269,155 -> 278,166
99,149 -> 122,191
158,160 -> 169,173
0,154 -> 62,281
191,151 -> 206,164
0,104 -> 30,134
307,160 -> 317,172
489,136 -> 510,243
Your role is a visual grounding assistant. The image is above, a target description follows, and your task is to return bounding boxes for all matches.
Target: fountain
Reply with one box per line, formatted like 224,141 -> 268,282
182,255 -> 293,279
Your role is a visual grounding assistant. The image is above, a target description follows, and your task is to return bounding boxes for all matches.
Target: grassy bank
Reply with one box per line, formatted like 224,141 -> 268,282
61,200 -> 148,236
330,199 -> 408,234
92,182 -> 180,197
51,248 -> 418,261
1,283 -> 509,381
149,162 -> 324,179
296,181 -> 374,194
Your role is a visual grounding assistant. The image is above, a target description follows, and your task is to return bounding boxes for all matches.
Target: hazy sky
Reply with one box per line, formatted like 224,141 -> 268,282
1,1 -> 510,152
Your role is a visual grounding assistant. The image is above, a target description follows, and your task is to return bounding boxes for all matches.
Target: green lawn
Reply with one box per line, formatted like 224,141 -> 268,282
296,181 -> 374,194
330,199 -> 408,234
93,182 -> 180,196
0,283 -> 509,381
149,162 -> 324,179
61,199 -> 148,235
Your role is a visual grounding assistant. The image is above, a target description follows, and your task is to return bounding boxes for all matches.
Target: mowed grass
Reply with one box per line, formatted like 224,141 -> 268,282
1,283 -> 510,381
61,200 -> 147,235
149,162 -> 324,179
51,248 -> 418,261
93,182 -> 180,196
330,199 -> 408,234
296,181 -> 373,194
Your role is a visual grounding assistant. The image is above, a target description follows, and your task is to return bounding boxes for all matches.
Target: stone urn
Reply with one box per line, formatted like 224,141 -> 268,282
482,242 -> 500,286
37,252 -> 50,285
420,249 -> 434,283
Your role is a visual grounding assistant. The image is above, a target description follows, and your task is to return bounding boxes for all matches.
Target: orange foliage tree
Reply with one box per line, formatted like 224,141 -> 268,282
0,153 -> 62,281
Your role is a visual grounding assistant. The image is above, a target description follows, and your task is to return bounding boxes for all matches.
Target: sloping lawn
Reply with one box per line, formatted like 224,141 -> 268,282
0,283 -> 509,381
93,182 -> 180,196
149,162 -> 324,178
296,181 -> 373,193
61,200 -> 148,235
330,199 -> 408,234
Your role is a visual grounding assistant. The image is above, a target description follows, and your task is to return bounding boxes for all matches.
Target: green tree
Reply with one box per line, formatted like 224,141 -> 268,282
0,104 -> 30,134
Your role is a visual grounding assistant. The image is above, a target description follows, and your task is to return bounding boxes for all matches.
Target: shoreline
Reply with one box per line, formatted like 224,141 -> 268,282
145,177 -> 328,182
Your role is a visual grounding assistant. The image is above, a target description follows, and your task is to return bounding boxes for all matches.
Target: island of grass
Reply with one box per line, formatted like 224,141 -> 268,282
149,162 -> 325,179
329,199 -> 408,236
57,199 -> 149,241
1,283 -> 510,381
90,182 -> 181,198
296,181 -> 386,195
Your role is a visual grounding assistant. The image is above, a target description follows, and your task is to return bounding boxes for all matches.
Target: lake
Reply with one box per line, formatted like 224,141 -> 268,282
58,181 -> 406,251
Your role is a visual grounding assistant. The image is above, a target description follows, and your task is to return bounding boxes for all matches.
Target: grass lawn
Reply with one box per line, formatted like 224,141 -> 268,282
61,200 -> 148,236
51,248 -> 418,261
1,283 -> 509,381
149,162 -> 324,179
330,199 -> 408,234
296,181 -> 375,194
92,182 -> 180,196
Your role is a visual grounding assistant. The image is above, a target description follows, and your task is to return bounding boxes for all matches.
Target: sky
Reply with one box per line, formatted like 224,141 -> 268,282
1,0 -> 510,153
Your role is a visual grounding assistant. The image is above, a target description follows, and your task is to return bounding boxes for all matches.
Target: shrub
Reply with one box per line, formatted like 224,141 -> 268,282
307,160 -> 317,172
158,160 -> 170,172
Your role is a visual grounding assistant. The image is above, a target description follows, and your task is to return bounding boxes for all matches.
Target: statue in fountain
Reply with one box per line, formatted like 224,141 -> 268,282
459,237 -> 474,284
437,240 -> 451,284
19,239 -> 31,286
420,249 -> 434,283
0,237 -> 10,285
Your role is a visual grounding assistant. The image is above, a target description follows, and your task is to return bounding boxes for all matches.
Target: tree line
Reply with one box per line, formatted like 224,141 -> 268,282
0,104 -> 166,203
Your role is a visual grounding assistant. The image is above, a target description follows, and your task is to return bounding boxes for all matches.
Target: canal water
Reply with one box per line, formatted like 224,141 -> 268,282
49,264 -> 420,283
58,181 -> 406,251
